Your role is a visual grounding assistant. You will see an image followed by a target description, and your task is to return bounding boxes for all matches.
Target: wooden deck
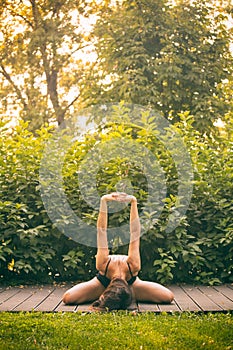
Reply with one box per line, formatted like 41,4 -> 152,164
0,284 -> 232,313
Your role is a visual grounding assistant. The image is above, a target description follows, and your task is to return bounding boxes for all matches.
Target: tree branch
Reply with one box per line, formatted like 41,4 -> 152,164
66,42 -> 96,61
64,93 -> 80,113
8,8 -> 34,28
0,64 -> 28,109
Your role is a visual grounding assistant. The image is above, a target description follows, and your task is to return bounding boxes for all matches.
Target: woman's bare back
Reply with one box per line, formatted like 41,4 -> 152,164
103,255 -> 135,281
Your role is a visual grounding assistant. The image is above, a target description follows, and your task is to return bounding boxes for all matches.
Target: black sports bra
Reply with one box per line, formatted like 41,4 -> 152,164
96,258 -> 137,288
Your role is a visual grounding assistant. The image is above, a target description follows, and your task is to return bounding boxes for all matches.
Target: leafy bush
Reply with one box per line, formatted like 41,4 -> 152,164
0,121 -> 95,284
141,113 -> 233,285
183,114 -> 233,285
0,107 -> 232,285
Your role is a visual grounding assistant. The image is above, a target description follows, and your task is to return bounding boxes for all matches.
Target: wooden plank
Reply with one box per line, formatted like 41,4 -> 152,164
53,284 -> 76,312
182,286 -> 222,312
0,285 -> 232,313
0,287 -> 21,303
55,301 -> 77,312
76,303 -> 92,312
198,286 -> 233,311
214,285 -> 233,302
138,303 -> 160,312
158,301 -> 180,313
0,287 -> 35,311
169,286 -> 201,312
34,286 -> 66,312
0,287 -> 21,310
13,286 -> 55,312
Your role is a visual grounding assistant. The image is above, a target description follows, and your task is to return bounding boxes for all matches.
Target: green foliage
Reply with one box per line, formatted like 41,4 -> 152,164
0,108 -> 232,285
141,112 -> 233,285
1,0 -> 232,134
80,0 -> 233,132
183,113 -> 233,285
0,312 -> 232,350
0,121 -> 94,284
0,0 -> 93,129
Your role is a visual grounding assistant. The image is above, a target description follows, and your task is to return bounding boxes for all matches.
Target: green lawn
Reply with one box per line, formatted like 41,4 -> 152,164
0,312 -> 232,350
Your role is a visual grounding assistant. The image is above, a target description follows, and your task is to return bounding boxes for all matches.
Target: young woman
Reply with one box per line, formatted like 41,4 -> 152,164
62,192 -> 174,311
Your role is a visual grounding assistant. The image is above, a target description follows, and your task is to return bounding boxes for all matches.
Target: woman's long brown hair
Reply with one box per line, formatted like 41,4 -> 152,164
91,278 -> 133,312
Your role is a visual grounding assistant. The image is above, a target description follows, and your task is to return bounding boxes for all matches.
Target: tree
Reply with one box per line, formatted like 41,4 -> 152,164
80,0 -> 233,132
0,0 -> 96,130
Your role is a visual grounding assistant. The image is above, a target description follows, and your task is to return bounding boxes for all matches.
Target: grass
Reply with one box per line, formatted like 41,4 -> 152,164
0,312 -> 232,350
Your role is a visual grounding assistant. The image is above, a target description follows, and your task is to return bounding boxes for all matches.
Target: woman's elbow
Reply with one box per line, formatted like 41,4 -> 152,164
127,259 -> 141,273
164,290 -> 174,304
62,291 -> 71,305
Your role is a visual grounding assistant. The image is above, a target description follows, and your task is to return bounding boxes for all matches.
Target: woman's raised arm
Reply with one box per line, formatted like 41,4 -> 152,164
127,196 -> 141,273
96,193 -> 122,271
96,195 -> 110,271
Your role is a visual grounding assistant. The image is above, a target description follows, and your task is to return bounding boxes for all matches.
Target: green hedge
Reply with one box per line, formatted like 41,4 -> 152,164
0,122 -> 95,284
0,112 -> 232,285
